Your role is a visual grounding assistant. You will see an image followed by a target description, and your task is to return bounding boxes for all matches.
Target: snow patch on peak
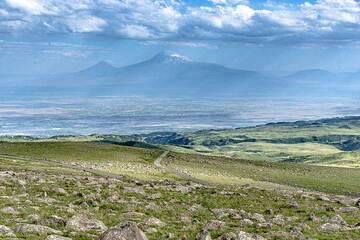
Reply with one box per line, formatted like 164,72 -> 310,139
165,54 -> 192,63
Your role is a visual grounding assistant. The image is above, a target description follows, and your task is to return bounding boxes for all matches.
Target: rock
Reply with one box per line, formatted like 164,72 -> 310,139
317,195 -> 330,201
355,199 -> 360,208
28,214 -> 41,224
54,188 -> 68,196
46,235 -> 72,240
308,213 -> 320,222
264,209 -> 273,215
15,224 -> 62,235
233,230 -> 266,240
270,215 -> 285,226
319,223 -> 342,232
188,204 -> 204,212
251,213 -> 265,223
98,222 -> 148,240
180,214 -> 192,224
0,225 -> 15,237
287,202 -> 299,209
145,203 -> 159,211
124,187 -> 145,195
174,185 -> 191,193
48,215 -> 67,226
196,230 -> 212,240
338,206 -> 359,213
239,219 -> 254,226
329,215 -> 347,225
204,220 -> 225,230
142,217 -> 166,227
0,207 -> 19,215
145,228 -> 157,234
66,214 -> 107,232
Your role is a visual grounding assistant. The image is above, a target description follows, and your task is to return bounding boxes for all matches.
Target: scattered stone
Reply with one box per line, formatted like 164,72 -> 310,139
1,207 -> 19,215
338,206 -> 358,213
271,215 -> 285,226
46,235 -> 72,240
124,187 -> 145,195
48,215 -> 67,226
98,222 -> 148,240
180,214 -> 192,224
54,187 -> 68,196
196,230 -> 212,240
233,230 -> 266,240
142,217 -> 166,228
355,199 -> 360,208
204,220 -> 225,230
317,195 -> 330,202
188,204 -> 204,212
251,213 -> 265,223
28,214 -> 41,224
319,223 -> 342,232
329,215 -> 347,226
66,214 -> 107,232
287,202 -> 299,209
15,224 -> 62,235
239,219 -> 254,226
308,213 -> 320,222
0,225 -> 15,237
174,185 -> 191,193
264,209 -> 273,215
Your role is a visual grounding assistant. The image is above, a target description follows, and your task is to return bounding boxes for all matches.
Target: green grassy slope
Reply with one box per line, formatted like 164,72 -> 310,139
164,152 -> 360,196
0,142 -> 359,239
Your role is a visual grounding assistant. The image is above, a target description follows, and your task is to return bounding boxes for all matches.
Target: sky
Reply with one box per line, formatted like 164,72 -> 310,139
1,0 -> 360,74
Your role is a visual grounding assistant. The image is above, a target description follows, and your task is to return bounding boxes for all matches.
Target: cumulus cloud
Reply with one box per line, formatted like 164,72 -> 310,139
0,0 -> 360,45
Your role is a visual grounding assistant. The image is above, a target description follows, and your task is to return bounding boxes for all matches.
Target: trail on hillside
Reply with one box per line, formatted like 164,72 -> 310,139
154,151 -> 210,186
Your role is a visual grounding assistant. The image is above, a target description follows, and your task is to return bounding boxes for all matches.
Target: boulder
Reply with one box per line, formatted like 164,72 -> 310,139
204,220 -> 225,230
0,225 -> 15,237
142,217 -> 166,228
15,224 -> 62,235
1,207 -> 19,215
46,235 -> 72,240
66,214 -> 107,232
97,222 -> 148,240
234,231 -> 266,240
319,223 -> 342,232
196,230 -> 212,240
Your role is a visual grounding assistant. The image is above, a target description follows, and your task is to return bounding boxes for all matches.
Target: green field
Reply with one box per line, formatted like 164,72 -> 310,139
0,141 -> 359,239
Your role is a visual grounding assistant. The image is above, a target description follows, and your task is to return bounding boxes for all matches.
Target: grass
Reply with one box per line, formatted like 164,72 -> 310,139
0,151 -> 359,240
0,142 -> 172,180
164,152 -> 360,196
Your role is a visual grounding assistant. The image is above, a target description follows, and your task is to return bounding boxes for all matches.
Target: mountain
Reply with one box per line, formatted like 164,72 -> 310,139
78,61 -> 118,77
2,53 -> 359,97
285,69 -> 338,83
63,53 -> 280,96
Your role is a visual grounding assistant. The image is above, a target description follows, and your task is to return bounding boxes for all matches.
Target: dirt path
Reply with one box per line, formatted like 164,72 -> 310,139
153,151 -> 210,186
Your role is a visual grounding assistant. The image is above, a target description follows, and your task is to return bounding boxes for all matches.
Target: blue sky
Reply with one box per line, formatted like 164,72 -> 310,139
1,0 -> 360,74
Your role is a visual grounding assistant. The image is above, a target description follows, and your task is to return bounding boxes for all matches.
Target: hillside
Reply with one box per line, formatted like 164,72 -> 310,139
2,116 -> 360,168
0,141 -> 359,240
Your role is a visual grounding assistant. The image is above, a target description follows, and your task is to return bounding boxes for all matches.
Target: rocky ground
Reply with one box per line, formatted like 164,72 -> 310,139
0,163 -> 359,240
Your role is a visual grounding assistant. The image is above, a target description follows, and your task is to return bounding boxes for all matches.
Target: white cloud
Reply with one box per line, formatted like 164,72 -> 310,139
67,15 -> 106,33
5,0 -> 56,15
119,24 -> 153,39
1,0 -> 360,45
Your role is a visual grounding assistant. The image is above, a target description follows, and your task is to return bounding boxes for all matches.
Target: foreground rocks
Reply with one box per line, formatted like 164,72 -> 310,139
98,222 -> 148,240
15,224 -> 62,235
66,214 -> 107,232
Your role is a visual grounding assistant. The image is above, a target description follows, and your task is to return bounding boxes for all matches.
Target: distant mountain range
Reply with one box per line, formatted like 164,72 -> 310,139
2,53 -> 360,97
